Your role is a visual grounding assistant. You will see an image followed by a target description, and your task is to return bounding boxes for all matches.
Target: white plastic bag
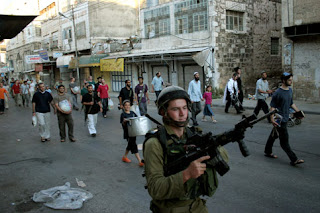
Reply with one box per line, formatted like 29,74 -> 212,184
59,100 -> 71,112
108,98 -> 114,110
32,115 -> 37,127
32,182 -> 93,210
134,105 -> 141,117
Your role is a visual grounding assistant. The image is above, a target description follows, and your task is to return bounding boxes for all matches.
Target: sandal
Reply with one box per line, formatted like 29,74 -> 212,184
61,139 -> 65,142
45,138 -> 50,141
264,153 -> 278,158
290,159 -> 304,166
41,138 -> 46,142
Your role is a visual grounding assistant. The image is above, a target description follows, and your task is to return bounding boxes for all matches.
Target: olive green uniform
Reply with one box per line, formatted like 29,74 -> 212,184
144,125 -> 228,213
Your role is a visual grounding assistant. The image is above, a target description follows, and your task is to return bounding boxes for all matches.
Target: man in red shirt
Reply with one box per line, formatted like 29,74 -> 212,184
12,80 -> 22,107
0,82 -> 9,114
97,79 -> 109,118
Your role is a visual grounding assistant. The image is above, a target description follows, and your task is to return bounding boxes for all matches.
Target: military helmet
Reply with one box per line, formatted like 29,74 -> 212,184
156,86 -> 191,115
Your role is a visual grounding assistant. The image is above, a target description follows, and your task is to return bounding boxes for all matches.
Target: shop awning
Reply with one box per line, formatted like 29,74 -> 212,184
101,47 -> 209,62
23,69 -> 35,73
79,54 -> 108,68
56,55 -> 74,68
0,15 -> 37,40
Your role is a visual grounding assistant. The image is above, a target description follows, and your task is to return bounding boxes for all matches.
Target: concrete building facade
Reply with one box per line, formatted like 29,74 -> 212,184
282,0 -> 320,102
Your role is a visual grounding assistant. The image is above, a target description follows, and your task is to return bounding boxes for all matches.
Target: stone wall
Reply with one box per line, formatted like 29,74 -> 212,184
252,0 -> 282,93
214,0 -> 254,94
291,35 -> 320,102
214,0 -> 282,96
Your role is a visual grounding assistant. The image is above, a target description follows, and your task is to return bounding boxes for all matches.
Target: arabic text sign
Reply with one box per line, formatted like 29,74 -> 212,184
100,58 -> 124,72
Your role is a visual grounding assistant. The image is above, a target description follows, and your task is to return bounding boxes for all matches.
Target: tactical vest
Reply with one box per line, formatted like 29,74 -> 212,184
143,125 -> 219,200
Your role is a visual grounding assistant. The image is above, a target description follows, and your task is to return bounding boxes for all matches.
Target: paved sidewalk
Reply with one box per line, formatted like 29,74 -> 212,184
211,98 -> 320,115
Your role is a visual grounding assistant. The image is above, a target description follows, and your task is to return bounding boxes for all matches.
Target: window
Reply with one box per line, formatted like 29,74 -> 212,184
63,27 -> 72,41
76,22 -> 86,39
193,11 -> 207,32
175,16 -> 188,34
145,23 -> 155,38
226,11 -> 244,31
144,6 -> 169,20
271,38 -> 279,55
35,26 -> 41,37
159,19 -> 170,36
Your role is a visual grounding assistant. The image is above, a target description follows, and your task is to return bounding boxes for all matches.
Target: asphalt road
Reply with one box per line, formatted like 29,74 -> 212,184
0,97 -> 319,213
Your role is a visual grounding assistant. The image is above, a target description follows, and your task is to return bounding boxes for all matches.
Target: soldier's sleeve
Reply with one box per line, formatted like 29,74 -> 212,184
144,138 -> 186,200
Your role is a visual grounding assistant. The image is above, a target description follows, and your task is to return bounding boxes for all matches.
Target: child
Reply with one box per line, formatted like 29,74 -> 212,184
202,85 -> 217,123
120,99 -> 144,167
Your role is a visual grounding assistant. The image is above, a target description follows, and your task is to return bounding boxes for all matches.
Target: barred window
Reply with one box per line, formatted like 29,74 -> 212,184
226,10 -> 244,31
271,38 -> 279,55
175,16 -> 188,34
193,11 -> 207,32
76,21 -> 86,39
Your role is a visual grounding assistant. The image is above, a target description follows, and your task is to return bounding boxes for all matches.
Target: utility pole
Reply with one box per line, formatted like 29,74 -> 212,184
72,5 -> 80,86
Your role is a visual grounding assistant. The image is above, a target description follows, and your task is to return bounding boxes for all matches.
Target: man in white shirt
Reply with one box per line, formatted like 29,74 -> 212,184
29,80 -> 36,98
151,72 -> 164,100
21,81 -> 30,107
254,71 -> 273,118
188,72 -> 203,126
224,73 -> 241,114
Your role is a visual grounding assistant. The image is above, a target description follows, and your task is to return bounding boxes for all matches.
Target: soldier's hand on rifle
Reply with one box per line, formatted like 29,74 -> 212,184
182,156 -> 210,183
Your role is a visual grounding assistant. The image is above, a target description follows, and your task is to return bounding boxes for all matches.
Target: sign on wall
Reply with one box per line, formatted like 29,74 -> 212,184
25,55 -> 42,64
100,58 -> 124,72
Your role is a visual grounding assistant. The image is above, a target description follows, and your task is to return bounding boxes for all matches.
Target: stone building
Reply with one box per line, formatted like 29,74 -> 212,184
104,0 -> 282,96
282,0 -> 320,102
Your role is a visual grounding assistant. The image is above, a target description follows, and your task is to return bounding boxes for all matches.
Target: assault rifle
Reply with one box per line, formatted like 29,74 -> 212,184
164,110 -> 277,177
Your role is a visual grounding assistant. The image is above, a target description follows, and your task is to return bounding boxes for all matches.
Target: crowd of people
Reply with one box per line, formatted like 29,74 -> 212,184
0,69 -> 305,212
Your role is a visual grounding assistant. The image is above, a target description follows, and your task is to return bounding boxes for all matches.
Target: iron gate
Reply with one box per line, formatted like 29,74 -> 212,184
111,64 -> 132,92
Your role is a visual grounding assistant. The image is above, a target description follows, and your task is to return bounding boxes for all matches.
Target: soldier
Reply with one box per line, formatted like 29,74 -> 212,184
143,86 -> 228,213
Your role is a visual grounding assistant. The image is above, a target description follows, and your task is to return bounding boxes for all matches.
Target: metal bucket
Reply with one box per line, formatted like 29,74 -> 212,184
127,116 -> 153,137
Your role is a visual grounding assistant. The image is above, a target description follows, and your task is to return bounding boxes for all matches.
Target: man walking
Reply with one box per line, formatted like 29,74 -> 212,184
188,72 -> 203,126
69,77 -> 79,110
95,77 -> 102,92
82,85 -> 102,137
151,72 -> 163,100
223,73 -> 241,114
234,67 -> 244,111
21,81 -> 30,107
118,79 -> 134,109
97,79 -> 109,118
253,71 -> 273,117
54,85 -> 76,142
12,80 -> 22,107
0,82 -> 9,115
32,83 -> 56,142
29,80 -> 36,98
264,72 -> 304,166
134,76 -> 150,116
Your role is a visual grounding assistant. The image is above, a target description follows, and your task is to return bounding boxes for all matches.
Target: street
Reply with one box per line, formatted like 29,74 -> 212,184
0,96 -> 320,213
